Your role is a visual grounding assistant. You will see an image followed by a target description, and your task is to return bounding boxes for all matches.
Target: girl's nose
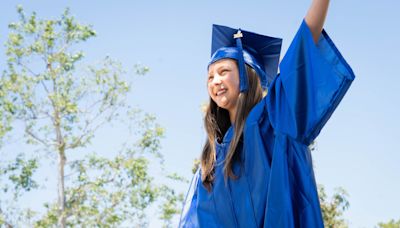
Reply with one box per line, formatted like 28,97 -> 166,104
211,74 -> 222,85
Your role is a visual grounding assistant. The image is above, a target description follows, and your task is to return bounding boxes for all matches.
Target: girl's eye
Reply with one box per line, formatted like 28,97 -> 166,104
221,69 -> 229,75
208,76 -> 214,81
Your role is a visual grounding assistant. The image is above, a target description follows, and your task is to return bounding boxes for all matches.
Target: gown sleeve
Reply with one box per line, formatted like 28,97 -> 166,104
178,168 -> 200,227
267,19 -> 355,145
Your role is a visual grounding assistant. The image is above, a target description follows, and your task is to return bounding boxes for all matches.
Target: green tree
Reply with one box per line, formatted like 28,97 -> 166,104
318,185 -> 350,228
0,6 -> 183,227
376,218 -> 400,228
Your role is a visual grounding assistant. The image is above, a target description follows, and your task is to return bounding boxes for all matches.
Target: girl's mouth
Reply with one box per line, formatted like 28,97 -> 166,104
216,89 -> 226,96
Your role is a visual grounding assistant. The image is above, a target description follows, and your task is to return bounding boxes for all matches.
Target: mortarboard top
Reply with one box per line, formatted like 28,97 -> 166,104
209,24 -> 282,91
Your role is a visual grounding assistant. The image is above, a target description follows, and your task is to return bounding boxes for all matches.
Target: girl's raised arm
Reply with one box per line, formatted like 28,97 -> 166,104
305,0 -> 330,43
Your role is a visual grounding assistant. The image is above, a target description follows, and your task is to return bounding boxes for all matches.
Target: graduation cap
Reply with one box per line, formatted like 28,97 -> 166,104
209,24 -> 283,91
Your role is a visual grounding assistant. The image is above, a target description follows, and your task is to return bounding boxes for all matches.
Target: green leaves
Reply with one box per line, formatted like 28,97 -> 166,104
8,33 -> 24,47
5,5 -> 96,79
376,218 -> 400,228
0,154 -> 38,198
158,185 -> 185,228
0,6 -> 184,227
62,8 -> 96,43
318,185 -> 350,228
36,150 -> 176,227
134,63 -> 150,76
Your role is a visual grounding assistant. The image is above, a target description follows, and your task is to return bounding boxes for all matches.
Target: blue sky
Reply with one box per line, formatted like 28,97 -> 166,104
1,0 -> 399,227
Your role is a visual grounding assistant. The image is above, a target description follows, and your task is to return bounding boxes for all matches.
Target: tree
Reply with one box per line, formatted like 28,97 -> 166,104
0,6 -> 183,227
376,219 -> 400,228
318,185 -> 350,228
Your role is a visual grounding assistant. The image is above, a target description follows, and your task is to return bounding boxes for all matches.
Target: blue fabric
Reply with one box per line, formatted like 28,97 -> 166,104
179,20 -> 355,228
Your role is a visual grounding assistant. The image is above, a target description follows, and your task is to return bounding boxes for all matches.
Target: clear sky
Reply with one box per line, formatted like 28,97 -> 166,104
1,0 -> 399,227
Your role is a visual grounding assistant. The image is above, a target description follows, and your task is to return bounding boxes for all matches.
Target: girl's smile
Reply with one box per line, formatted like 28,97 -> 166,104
207,59 -> 240,114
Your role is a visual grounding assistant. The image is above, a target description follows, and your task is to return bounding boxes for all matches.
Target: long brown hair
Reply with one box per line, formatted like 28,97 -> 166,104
201,63 -> 263,192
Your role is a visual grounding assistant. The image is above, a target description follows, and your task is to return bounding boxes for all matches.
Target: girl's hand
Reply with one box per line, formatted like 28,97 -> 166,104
305,0 -> 330,43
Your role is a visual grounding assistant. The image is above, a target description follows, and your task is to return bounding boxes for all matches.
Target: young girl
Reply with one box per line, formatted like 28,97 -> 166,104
179,0 -> 355,227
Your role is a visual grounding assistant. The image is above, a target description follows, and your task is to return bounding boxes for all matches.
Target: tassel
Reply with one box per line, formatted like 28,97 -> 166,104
234,30 -> 248,92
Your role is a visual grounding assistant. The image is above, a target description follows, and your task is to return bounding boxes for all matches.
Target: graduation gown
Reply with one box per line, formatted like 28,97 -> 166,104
179,20 -> 355,228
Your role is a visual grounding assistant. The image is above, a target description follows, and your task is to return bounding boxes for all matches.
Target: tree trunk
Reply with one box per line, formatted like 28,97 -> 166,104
51,64 -> 67,227
57,150 -> 66,228
55,110 -> 66,227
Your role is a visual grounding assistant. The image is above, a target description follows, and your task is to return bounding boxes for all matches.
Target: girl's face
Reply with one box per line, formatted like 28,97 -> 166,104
207,59 -> 240,113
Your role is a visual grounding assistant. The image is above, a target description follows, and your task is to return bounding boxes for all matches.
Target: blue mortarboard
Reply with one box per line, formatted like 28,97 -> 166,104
209,24 -> 282,91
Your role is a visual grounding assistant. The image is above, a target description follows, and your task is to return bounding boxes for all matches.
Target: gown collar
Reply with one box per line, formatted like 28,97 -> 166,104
214,125 -> 234,148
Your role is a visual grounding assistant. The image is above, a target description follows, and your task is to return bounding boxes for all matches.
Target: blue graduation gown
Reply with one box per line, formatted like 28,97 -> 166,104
179,20 -> 355,228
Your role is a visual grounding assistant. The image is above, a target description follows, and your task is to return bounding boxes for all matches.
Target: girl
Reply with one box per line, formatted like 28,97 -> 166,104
180,0 -> 355,227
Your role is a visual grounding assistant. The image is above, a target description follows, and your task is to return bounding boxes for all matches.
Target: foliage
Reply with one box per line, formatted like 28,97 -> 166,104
318,185 -> 350,228
376,219 -> 400,228
0,5 -> 183,227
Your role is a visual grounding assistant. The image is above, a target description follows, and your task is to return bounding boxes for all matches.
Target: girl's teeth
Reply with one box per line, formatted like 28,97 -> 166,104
217,89 -> 226,96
